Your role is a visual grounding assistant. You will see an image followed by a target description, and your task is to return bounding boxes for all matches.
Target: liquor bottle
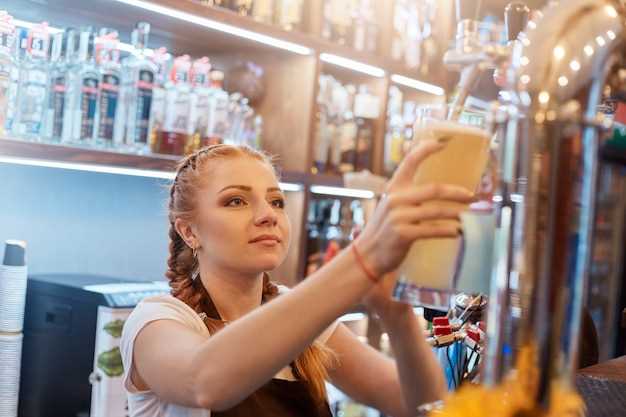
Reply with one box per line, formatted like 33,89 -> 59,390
224,92 -> 243,145
118,22 -> 157,153
353,85 -> 379,171
327,0 -> 354,45
323,199 -> 343,264
149,47 -> 172,152
228,0 -> 253,15
338,85 -> 357,173
4,25 -> 27,135
68,29 -> 99,145
13,22 -> 50,140
43,30 -> 72,142
252,0 -> 275,24
0,11 -> 16,135
202,70 -> 229,146
95,28 -> 122,148
276,0 -> 303,31
392,0 -> 409,61
155,55 -> 192,155
188,56 -> 211,153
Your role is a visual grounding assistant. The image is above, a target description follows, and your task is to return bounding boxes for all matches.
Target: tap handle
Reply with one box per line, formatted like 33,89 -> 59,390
505,2 -> 530,41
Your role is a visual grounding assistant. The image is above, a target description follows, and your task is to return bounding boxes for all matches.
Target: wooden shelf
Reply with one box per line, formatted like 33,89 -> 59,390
0,137 -> 312,185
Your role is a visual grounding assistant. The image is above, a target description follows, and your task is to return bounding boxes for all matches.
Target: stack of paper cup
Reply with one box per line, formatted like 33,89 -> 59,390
0,240 -> 27,417
0,333 -> 23,417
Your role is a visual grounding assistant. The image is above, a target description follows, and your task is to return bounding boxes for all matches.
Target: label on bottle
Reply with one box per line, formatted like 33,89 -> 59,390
329,0 -> 353,26
0,31 -> 14,55
206,92 -> 229,138
28,33 -> 48,59
98,73 -> 120,141
4,64 -> 19,131
49,75 -> 66,138
278,0 -> 302,27
163,89 -> 191,134
193,90 -> 210,134
133,69 -> 154,144
17,69 -> 47,135
353,93 -> 380,119
253,0 -> 274,22
80,76 -> 99,140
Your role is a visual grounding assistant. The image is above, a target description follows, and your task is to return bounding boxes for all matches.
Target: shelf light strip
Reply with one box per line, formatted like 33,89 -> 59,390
310,185 -> 375,199
0,155 -> 303,191
391,74 -> 445,96
320,53 -> 385,78
110,0 -> 312,56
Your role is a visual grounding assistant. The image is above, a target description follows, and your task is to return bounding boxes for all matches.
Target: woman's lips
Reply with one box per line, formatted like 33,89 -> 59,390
249,234 -> 281,245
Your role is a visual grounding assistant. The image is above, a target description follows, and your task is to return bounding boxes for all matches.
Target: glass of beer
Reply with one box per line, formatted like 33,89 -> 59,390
393,105 -> 491,309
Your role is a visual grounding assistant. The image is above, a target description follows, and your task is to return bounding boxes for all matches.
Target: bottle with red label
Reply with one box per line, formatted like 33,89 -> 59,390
149,47 -> 172,153
0,11 -> 16,136
95,28 -> 122,148
188,56 -> 211,153
67,29 -> 99,145
154,55 -> 192,155
118,22 -> 157,154
13,22 -> 50,139
202,70 -> 230,146
43,29 -> 72,142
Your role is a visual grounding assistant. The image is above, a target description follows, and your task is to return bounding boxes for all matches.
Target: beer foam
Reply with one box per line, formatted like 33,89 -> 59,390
413,120 -> 490,140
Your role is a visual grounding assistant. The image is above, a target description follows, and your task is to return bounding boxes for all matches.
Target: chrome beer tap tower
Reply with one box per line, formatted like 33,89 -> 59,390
425,0 -> 626,415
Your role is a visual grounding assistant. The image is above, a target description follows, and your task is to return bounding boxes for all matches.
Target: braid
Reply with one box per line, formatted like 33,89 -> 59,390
166,223 -> 204,313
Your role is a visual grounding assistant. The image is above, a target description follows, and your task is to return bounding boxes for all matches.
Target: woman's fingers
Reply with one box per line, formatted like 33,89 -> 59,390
385,184 -> 474,209
387,141 -> 444,191
390,206 -> 463,224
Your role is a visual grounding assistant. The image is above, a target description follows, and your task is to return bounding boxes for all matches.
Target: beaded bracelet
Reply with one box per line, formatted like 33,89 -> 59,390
351,243 -> 379,284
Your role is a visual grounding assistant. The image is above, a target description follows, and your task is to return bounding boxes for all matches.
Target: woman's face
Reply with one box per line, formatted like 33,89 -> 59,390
192,156 -> 291,275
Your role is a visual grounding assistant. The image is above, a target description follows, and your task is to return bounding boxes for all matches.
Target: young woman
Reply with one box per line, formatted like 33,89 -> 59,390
120,143 -> 474,417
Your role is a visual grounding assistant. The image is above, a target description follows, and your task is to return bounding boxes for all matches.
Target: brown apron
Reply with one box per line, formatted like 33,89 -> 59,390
198,288 -> 333,417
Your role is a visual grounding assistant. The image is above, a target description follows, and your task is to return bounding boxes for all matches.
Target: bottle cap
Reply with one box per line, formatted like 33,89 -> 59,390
433,317 -> 450,326
3,240 -> 26,266
433,325 -> 452,336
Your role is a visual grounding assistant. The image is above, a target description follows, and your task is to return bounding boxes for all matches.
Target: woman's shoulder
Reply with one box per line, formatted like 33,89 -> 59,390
124,293 -> 209,338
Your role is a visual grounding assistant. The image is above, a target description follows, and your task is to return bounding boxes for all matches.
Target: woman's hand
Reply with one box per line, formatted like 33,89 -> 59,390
355,141 -> 475,277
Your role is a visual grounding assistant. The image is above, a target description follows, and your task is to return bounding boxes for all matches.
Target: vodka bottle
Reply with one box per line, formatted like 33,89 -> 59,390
0,12 -> 16,135
13,22 -> 50,140
276,0 -> 303,31
188,56 -> 211,153
43,29 -> 73,142
252,0 -> 275,24
119,22 -> 157,154
202,70 -> 229,146
68,29 -> 99,145
95,28 -> 122,148
155,55 -> 192,155
4,26 -> 27,134
149,47 -> 171,152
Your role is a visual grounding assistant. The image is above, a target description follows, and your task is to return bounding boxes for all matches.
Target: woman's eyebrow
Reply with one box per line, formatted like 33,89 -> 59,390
219,185 -> 252,193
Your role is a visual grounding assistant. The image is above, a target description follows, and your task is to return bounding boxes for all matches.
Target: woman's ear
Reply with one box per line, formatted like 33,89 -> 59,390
174,218 -> 198,249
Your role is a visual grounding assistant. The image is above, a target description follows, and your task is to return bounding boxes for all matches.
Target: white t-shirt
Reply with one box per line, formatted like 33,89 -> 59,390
120,290 -> 339,417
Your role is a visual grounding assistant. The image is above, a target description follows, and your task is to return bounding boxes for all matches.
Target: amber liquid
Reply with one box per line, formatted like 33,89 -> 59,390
396,121 -> 490,302
154,131 -> 189,156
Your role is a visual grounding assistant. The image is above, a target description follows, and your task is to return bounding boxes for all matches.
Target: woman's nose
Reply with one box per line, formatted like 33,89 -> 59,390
254,201 -> 278,227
